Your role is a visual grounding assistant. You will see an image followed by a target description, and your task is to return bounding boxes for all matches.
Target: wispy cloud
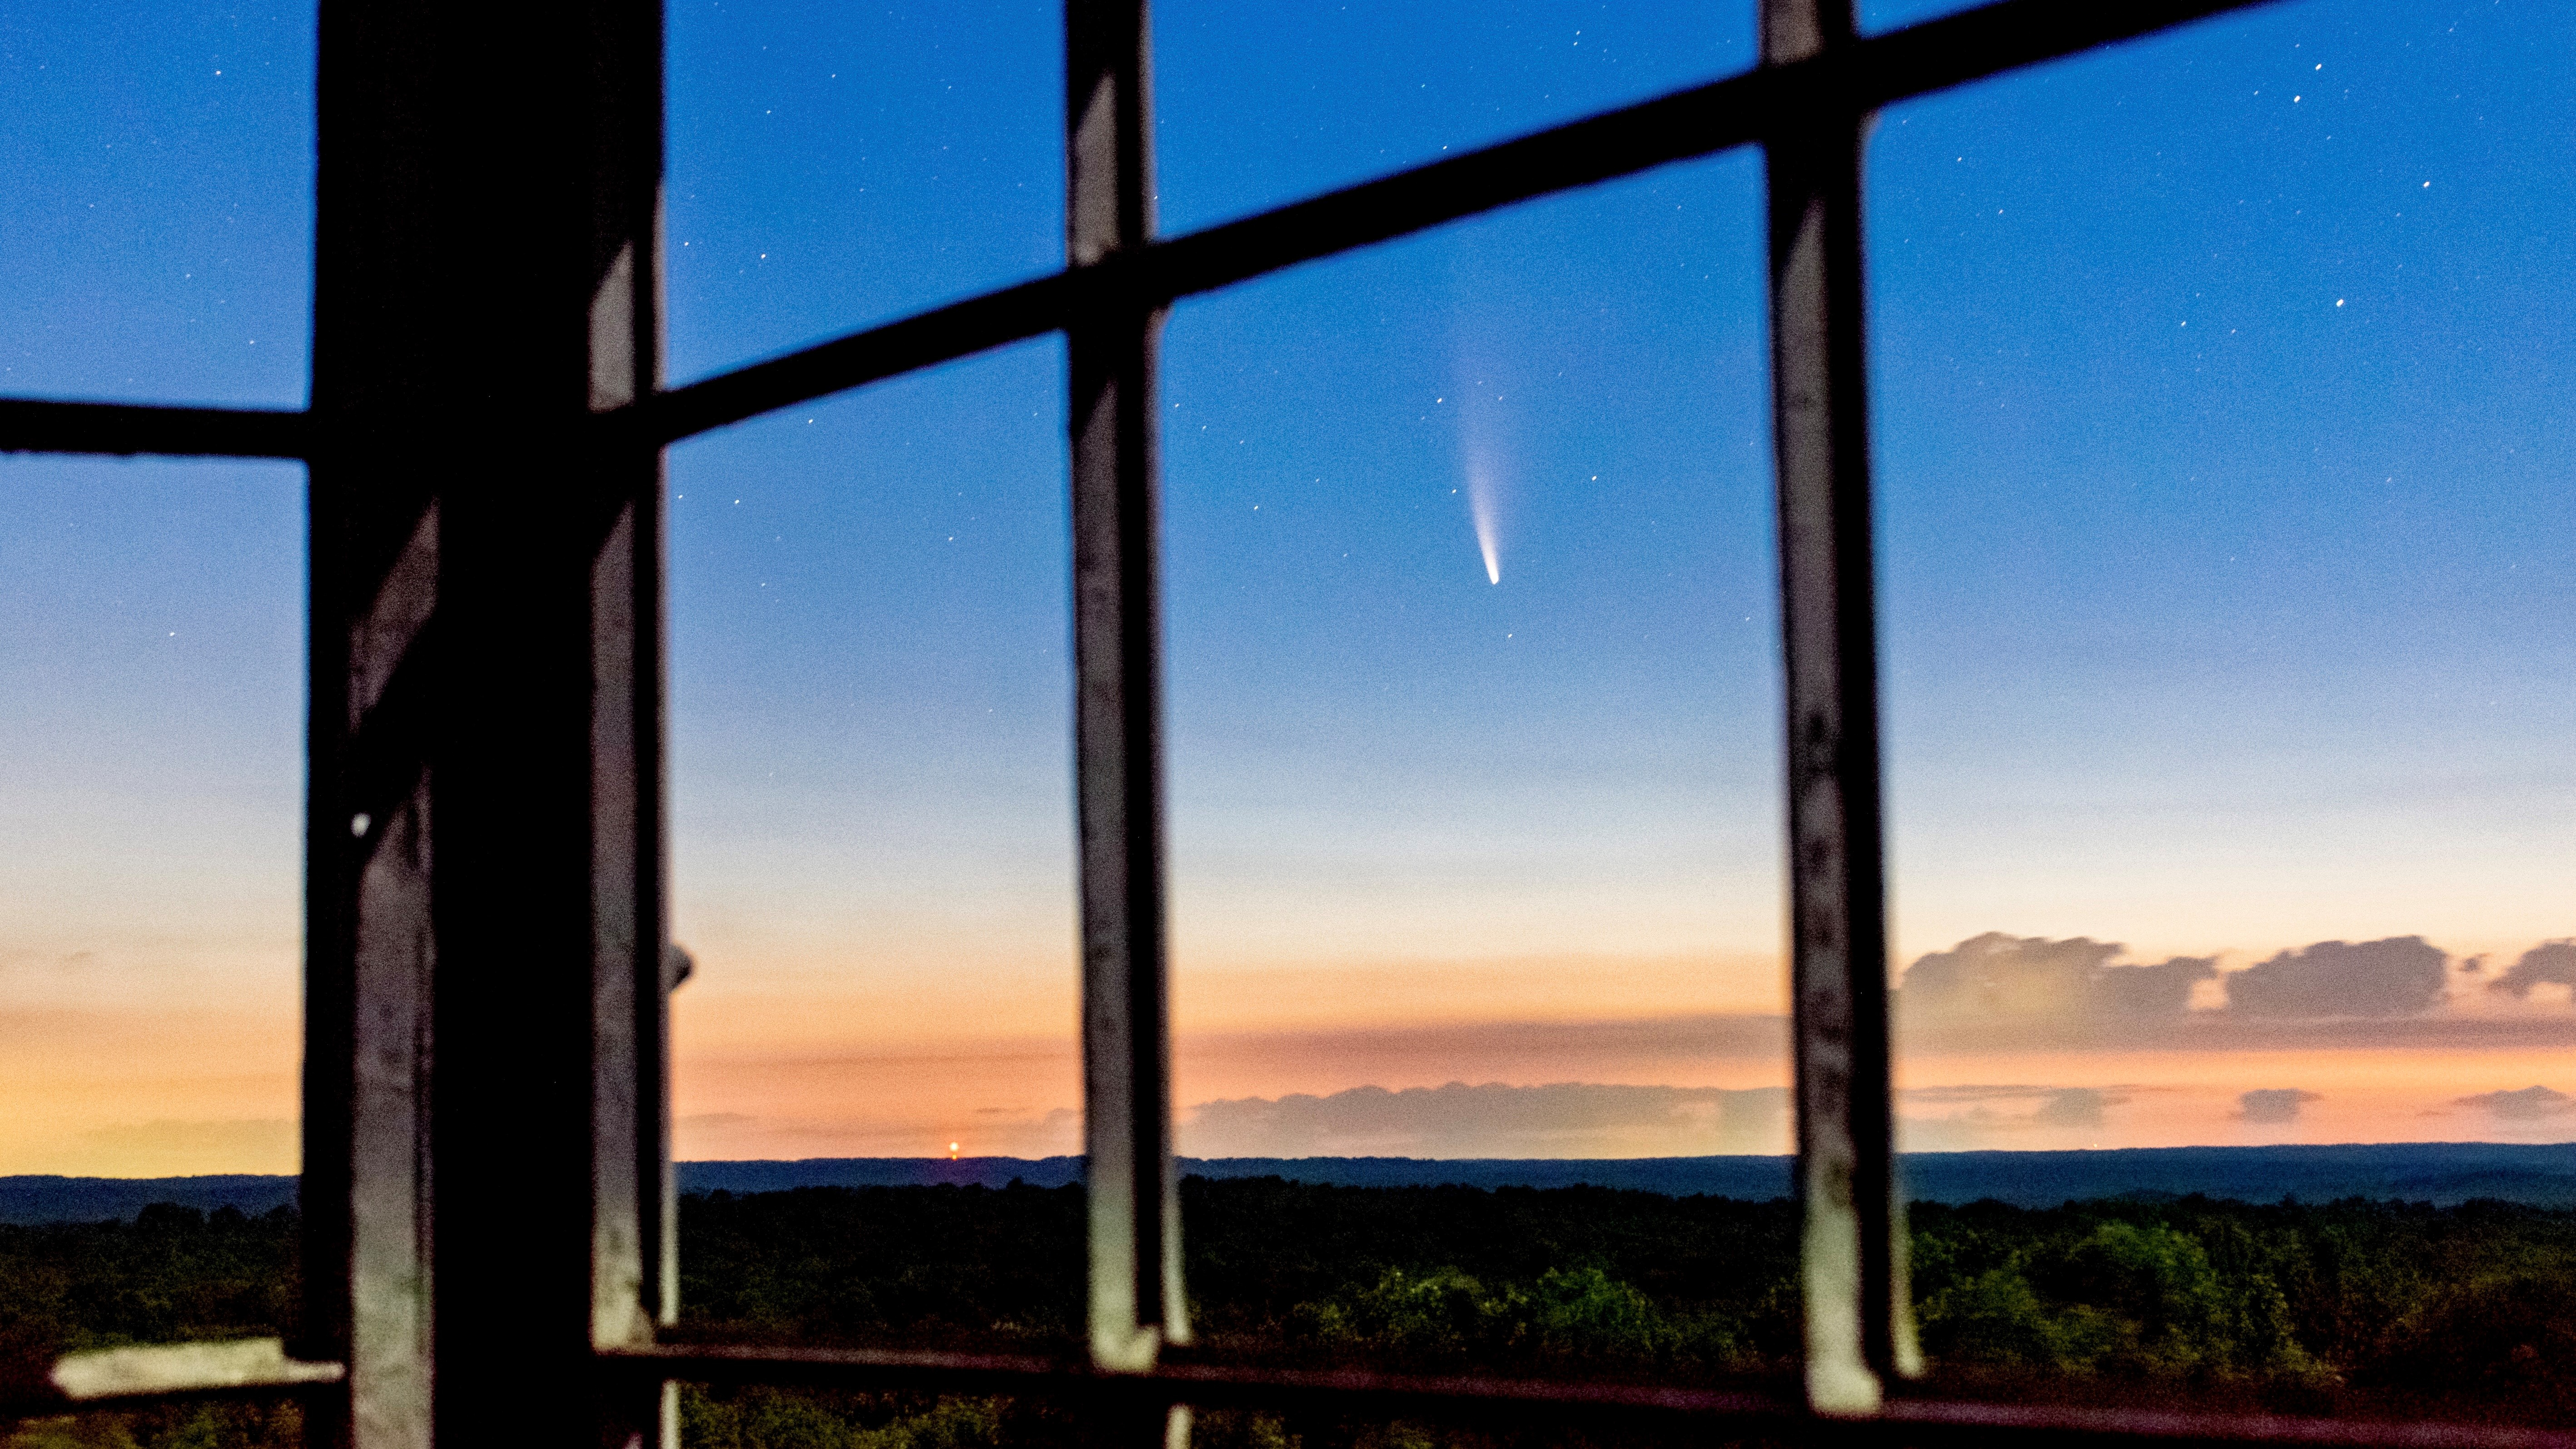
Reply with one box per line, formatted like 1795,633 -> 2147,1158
2238,1089 -> 2322,1125
1179,1013 -> 1790,1067
1899,1083 -> 2131,1143
1179,1081 -> 1787,1159
0,946 -> 101,974
2453,1086 -> 2576,1121
672,1106 -> 1083,1162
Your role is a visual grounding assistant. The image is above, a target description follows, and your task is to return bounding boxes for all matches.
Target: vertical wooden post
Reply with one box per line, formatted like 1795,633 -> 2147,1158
1759,0 -> 1917,1415
306,3 -> 671,1444
1066,0 -> 1188,1377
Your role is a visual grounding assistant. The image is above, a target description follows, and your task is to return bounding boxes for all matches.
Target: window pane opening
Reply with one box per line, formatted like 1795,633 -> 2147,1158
664,0 -> 1063,388
1160,154 -> 1793,1388
0,4 -> 315,409
666,340 -> 1084,1357
1874,0 -> 2576,1422
1155,0 -> 1756,237
0,457 -> 308,1421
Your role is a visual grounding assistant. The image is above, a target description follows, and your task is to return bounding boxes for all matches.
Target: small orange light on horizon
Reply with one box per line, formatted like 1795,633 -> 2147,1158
949,1141 -> 960,1160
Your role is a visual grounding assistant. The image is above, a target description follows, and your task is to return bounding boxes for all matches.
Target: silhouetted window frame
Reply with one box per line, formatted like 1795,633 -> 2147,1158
10,0 -> 2551,1445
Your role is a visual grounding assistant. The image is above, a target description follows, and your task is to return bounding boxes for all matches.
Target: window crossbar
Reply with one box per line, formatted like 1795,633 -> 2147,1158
0,397 -> 307,458
0,0 -> 2279,464
594,1345 -> 2576,1449
640,0 -> 2284,445
25,1346 -> 2576,1449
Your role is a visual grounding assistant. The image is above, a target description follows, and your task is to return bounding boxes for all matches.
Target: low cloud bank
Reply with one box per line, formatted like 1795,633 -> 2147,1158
1899,1083 -> 2131,1145
1905,1084 -> 2123,1125
2455,1086 -> 2576,1121
1179,1081 -> 1788,1159
1899,932 -> 2575,1051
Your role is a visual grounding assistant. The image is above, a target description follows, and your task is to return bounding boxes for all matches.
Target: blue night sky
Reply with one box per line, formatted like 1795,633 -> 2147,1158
1,0 -> 2570,1171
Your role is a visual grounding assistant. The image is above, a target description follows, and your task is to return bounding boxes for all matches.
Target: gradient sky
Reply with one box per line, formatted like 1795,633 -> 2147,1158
1,0 -> 2569,1175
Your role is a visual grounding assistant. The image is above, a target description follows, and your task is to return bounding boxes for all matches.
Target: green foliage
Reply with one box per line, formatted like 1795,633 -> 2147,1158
5,1404 -> 303,1449
675,1181 -> 1082,1353
1188,1407 -> 1731,1449
678,1390 -> 1011,1449
0,1206 -> 299,1357
676,1180 -> 2576,1425
22,1184 -> 2576,1447
1916,1215 -> 2324,1384
1287,1264 -> 1733,1375
0,1206 -> 304,1449
1176,1178 -> 1800,1376
1906,1195 -> 2576,1414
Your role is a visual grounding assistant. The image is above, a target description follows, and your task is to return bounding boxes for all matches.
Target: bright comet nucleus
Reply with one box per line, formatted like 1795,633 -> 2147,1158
1467,461 -> 1502,584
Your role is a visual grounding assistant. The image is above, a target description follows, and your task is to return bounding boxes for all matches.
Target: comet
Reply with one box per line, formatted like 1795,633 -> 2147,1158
1449,355 -> 1510,583
1460,422 -> 1506,584
1467,460 -> 1502,585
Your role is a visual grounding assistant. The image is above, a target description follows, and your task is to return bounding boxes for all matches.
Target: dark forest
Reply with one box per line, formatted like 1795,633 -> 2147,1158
10,1180 -> 2576,1447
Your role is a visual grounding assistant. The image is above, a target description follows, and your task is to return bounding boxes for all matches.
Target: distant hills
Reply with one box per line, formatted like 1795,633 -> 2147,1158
677,1142 -> 2576,1209
0,1173 -> 301,1226
13,1141 -> 2576,1224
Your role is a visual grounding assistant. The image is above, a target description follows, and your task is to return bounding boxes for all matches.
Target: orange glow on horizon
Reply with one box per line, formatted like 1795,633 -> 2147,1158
15,938 -> 2576,1173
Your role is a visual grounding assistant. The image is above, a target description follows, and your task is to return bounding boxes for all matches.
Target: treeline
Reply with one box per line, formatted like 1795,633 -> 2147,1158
13,1183 -> 2576,1448
678,1180 -> 2576,1440
1,1204 -> 303,1449
1911,1194 -> 2576,1420
676,1174 -> 1804,1377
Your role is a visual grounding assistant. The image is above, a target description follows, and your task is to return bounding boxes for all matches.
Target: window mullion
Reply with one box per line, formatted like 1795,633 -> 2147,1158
1759,0 -> 1915,1416
588,9 -> 676,1449
1066,0 -> 1186,1380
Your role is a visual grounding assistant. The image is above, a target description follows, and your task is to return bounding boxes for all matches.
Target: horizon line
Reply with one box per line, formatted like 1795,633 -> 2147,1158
15,1138 -> 2576,1184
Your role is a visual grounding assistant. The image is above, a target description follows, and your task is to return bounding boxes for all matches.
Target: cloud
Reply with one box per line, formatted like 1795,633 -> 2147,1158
1903,1084 -> 2124,1122
2224,937 -> 2447,1019
1899,934 -> 2215,1043
1902,1083 -> 2110,1108
2488,941 -> 2576,1000
2454,1086 -> 2575,1121
1896,1084 -> 2137,1150
1898,932 -> 2576,1048
1197,938 -> 2576,1073
672,1106 -> 1084,1161
1180,1013 -> 1791,1073
1179,1081 -> 1789,1159
2238,1089 -> 2322,1125
0,946 -> 100,974
2033,1088 -> 2110,1127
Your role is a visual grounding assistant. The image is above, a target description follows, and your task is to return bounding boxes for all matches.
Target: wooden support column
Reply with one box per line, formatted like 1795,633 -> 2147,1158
1066,0 -> 1188,1379
1759,0 -> 1918,1416
304,3 -> 671,1445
